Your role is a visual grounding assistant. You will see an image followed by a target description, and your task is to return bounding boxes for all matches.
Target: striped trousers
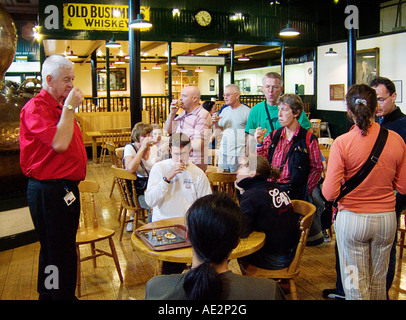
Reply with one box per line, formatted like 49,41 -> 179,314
335,210 -> 396,300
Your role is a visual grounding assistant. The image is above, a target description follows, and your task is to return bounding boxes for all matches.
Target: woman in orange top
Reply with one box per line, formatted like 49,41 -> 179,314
322,84 -> 406,300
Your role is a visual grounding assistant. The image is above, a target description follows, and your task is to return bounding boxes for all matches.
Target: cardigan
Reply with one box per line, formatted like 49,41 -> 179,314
322,123 -> 406,213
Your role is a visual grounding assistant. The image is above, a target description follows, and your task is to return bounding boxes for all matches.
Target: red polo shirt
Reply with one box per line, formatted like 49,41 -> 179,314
19,89 -> 87,181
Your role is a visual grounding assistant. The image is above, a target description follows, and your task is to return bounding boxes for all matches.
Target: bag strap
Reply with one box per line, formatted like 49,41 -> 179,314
131,144 -> 150,177
334,126 -> 388,206
264,101 -> 275,132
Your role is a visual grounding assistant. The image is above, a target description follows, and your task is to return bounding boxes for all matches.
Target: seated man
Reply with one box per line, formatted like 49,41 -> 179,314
145,132 -> 212,222
145,132 -> 212,274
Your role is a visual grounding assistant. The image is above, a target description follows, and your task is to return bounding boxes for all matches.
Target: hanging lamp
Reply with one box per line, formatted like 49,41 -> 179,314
129,13 -> 152,29
238,54 -> 250,61
106,37 -> 121,48
195,67 -> 204,72
279,23 -> 300,36
152,63 -> 161,70
325,48 -> 337,56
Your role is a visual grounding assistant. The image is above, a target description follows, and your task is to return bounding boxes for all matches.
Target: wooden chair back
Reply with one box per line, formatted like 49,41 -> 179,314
287,200 -> 316,274
206,172 -> 237,199
112,166 -> 146,239
239,199 -> 316,300
78,180 -> 100,229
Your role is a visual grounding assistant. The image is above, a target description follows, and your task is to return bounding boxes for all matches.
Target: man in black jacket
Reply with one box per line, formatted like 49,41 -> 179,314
370,76 -> 406,295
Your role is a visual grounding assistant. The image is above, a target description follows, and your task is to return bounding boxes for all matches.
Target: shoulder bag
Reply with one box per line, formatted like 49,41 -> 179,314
321,126 -> 389,229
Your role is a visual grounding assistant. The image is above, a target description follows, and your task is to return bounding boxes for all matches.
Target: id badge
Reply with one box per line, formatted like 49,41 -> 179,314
63,187 -> 76,206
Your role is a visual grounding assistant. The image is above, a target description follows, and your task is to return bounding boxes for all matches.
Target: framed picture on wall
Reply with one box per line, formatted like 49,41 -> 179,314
329,84 -> 345,101
356,48 -> 379,85
393,80 -> 402,103
97,68 -> 127,91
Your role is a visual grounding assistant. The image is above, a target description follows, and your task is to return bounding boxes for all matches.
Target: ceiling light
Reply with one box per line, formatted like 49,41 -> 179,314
218,43 -> 233,53
105,37 -> 121,48
141,66 -> 150,72
238,54 -> 250,61
109,63 -> 116,69
195,67 -> 204,72
180,68 -> 188,73
129,13 -> 152,29
65,47 -> 77,59
166,60 -> 176,65
279,23 -> 300,36
114,57 -> 125,64
186,49 -> 195,55
152,63 -> 161,70
172,8 -> 180,17
325,48 -> 337,56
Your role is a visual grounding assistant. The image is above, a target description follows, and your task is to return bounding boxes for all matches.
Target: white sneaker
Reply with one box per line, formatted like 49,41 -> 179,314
126,217 -> 134,232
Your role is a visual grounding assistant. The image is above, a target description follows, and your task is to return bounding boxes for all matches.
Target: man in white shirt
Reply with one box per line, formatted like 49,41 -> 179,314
212,84 -> 251,172
145,132 -> 212,222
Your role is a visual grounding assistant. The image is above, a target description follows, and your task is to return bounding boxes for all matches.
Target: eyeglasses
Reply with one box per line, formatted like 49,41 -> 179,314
223,93 -> 237,97
377,95 -> 392,104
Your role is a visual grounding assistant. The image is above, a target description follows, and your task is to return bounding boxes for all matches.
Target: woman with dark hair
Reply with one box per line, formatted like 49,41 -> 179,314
145,193 -> 285,300
236,155 -> 300,270
322,84 -> 406,299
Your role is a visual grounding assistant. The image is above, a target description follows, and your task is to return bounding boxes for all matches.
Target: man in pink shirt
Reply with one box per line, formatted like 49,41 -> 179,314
164,86 -> 212,171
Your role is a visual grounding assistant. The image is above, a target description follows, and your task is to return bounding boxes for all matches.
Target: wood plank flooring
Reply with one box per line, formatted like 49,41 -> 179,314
1,162 -> 406,300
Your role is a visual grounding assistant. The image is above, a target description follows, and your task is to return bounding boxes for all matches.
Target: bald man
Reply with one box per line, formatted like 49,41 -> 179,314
164,86 -> 212,171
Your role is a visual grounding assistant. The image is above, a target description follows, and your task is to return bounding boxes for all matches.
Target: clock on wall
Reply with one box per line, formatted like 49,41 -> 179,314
194,9 -> 212,28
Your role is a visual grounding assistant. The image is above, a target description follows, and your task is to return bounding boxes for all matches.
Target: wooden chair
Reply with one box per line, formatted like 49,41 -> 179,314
109,147 -> 124,198
112,166 -> 147,240
76,180 -> 123,297
397,209 -> 406,259
239,199 -> 316,300
206,172 -> 237,200
318,137 -> 334,150
100,129 -> 122,164
310,119 -> 321,138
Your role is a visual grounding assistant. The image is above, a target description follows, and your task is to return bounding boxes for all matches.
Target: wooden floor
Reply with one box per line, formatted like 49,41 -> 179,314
1,162 -> 406,300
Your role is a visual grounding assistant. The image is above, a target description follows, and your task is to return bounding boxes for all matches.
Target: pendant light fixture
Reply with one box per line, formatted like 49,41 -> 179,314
279,23 -> 300,36
141,66 -> 150,72
218,43 -> 233,53
195,67 -> 204,72
325,47 -> 337,56
65,46 -> 78,59
105,37 -> 121,48
152,63 -> 161,70
279,0 -> 299,37
129,13 -> 152,29
238,54 -> 250,61
114,57 -> 125,64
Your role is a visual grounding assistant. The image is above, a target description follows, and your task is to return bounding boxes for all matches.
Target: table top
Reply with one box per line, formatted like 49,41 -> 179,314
131,217 -> 265,263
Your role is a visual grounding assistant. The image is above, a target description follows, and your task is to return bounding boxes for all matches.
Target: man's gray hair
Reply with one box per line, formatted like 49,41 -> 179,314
225,83 -> 240,94
41,55 -> 74,87
262,72 -> 283,87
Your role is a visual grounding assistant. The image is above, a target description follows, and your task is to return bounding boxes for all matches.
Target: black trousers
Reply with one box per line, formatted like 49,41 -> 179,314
27,178 -> 80,300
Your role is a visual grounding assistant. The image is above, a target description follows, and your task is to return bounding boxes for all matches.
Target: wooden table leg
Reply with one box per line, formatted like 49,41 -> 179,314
91,138 -> 98,164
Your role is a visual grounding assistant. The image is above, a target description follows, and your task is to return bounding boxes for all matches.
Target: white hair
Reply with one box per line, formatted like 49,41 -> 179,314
41,55 -> 73,87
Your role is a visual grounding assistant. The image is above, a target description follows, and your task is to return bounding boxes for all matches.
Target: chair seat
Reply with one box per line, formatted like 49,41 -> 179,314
239,262 -> 300,279
76,227 -> 115,244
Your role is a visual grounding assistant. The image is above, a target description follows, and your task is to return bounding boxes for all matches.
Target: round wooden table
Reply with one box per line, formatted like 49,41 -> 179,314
131,217 -> 265,266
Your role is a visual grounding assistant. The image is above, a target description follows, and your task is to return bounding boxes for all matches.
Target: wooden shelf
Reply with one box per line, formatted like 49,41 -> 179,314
165,68 -> 199,99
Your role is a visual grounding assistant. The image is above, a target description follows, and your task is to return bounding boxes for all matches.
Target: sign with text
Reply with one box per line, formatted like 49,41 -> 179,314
176,55 -> 226,66
63,3 -> 150,31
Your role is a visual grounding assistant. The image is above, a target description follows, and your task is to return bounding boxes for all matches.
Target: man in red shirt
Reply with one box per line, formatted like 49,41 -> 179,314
19,55 -> 86,300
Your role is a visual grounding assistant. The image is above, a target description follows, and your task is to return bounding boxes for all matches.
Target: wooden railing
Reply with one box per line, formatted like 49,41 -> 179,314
79,95 -> 170,127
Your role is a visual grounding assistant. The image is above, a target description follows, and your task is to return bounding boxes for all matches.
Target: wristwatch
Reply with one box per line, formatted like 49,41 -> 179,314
162,176 -> 171,184
64,104 -> 75,111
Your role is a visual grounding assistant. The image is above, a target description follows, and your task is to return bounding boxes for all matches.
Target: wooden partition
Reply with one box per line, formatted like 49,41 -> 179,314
75,111 -> 131,145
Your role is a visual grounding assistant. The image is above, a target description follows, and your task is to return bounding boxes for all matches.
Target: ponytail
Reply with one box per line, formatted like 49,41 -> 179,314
183,262 -> 222,300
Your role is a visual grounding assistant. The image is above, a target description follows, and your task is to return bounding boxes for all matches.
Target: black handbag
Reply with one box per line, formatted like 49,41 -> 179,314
321,126 -> 388,229
124,145 -> 150,195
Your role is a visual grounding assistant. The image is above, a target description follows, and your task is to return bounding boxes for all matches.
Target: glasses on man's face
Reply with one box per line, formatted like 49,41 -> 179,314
377,94 -> 392,104
223,93 -> 237,98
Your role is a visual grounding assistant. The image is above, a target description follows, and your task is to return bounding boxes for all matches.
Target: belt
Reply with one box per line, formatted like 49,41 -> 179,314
29,177 -> 80,186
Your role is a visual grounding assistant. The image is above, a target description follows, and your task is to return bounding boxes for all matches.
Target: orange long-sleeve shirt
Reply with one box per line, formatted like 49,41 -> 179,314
322,123 -> 406,213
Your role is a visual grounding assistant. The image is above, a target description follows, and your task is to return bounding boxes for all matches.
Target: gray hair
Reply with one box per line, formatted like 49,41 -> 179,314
225,83 -> 240,95
41,55 -> 74,87
262,72 -> 283,87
